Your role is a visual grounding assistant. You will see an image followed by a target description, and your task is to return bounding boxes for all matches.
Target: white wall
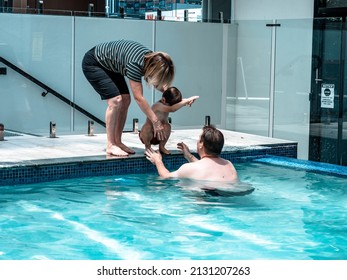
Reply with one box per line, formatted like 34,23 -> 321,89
234,0 -> 314,20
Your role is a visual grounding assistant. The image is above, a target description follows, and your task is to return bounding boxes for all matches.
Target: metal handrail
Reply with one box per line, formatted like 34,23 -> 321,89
0,56 -> 106,127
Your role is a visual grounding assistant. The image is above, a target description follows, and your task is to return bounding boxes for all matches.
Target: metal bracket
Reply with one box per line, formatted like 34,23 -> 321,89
0,67 -> 7,75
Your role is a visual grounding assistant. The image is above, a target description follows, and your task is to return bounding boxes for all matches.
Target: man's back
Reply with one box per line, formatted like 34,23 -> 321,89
173,157 -> 238,182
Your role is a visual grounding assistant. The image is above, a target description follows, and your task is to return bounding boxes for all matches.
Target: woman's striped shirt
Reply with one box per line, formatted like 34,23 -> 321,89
94,40 -> 152,82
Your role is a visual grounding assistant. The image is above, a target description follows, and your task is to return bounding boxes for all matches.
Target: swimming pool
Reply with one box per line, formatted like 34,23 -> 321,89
0,159 -> 346,260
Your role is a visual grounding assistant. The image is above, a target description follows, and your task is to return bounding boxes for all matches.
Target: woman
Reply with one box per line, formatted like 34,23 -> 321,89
82,39 -> 175,156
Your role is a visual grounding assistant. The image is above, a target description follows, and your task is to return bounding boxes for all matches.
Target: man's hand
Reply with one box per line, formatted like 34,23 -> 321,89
177,142 -> 190,155
145,148 -> 172,178
177,142 -> 196,162
145,148 -> 163,165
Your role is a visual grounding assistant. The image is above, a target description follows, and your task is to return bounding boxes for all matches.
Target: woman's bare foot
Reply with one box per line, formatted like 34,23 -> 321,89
117,143 -> 136,154
106,145 -> 129,157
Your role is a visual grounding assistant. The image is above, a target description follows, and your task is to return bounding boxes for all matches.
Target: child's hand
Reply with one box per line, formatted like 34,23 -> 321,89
186,96 -> 199,107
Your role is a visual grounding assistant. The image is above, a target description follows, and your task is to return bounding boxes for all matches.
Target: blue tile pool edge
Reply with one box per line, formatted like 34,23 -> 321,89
254,156 -> 347,178
0,143 -> 298,186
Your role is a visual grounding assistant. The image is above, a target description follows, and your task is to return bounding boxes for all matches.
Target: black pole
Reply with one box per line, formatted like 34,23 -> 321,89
88,3 -> 94,17
184,9 -> 188,21
119,6 -> 124,18
38,0 -> 43,14
337,18 -> 346,165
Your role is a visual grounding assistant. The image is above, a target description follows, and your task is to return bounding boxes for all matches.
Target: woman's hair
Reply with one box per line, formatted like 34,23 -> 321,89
162,87 -> 182,106
200,125 -> 224,156
143,52 -> 175,90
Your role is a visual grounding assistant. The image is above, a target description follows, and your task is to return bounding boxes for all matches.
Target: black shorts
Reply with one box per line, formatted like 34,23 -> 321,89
82,47 -> 130,100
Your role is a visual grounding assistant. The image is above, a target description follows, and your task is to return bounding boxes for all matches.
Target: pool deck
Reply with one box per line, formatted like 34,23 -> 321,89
1,129 -> 296,165
0,129 -> 298,185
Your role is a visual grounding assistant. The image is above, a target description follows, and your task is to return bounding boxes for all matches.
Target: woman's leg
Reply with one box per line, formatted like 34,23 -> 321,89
106,94 -> 135,156
82,50 -> 134,156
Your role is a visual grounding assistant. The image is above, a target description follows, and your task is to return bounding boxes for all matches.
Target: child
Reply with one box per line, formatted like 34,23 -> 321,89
139,87 -> 199,154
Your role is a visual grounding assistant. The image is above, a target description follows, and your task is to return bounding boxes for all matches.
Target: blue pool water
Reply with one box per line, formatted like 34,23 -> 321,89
0,160 -> 346,260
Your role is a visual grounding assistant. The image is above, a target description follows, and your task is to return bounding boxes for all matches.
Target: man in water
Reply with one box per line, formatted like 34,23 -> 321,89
145,125 -> 238,182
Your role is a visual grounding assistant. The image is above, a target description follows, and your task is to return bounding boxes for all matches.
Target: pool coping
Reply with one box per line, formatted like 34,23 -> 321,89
0,143 -> 298,186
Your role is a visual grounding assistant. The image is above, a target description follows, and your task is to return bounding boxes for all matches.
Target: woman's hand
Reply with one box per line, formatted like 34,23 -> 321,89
129,80 -> 167,140
153,120 -> 167,141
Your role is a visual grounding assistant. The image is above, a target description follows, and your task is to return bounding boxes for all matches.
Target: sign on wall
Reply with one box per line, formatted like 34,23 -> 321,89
321,84 -> 335,109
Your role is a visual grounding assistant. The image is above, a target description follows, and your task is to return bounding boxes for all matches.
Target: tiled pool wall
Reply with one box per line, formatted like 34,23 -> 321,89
0,144 -> 297,186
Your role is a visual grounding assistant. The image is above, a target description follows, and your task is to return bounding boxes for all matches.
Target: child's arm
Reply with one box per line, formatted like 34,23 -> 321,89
158,96 -> 199,113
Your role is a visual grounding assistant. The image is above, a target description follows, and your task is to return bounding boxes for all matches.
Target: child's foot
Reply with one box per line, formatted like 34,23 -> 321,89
159,147 -> 170,155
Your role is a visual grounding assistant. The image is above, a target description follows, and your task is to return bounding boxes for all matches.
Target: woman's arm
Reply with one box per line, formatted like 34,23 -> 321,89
129,80 -> 166,140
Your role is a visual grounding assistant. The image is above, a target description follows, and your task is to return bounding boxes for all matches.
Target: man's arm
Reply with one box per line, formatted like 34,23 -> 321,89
145,148 -> 174,178
177,142 -> 198,162
145,148 -> 195,179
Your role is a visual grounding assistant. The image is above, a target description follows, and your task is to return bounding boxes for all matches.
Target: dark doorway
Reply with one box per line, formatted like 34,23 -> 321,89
310,15 -> 347,166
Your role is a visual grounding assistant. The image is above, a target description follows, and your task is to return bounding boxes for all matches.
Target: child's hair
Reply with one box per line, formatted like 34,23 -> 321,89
143,52 -> 175,90
162,87 -> 182,106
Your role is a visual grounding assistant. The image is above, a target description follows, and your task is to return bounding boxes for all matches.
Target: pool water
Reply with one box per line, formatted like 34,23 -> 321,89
0,161 -> 346,260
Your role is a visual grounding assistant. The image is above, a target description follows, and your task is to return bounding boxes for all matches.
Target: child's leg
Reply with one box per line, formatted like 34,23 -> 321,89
159,123 -> 171,155
139,122 -> 154,150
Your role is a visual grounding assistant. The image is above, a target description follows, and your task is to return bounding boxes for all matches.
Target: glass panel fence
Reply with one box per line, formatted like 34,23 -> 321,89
274,19 -> 313,159
0,9 -> 224,136
0,12 -> 74,135
226,20 -> 272,137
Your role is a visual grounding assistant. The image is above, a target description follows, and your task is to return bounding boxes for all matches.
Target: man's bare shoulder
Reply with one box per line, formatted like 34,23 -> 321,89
174,161 -> 198,176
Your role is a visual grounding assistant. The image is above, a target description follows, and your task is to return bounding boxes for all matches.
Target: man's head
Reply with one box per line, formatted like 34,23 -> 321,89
162,86 -> 182,106
199,125 -> 224,156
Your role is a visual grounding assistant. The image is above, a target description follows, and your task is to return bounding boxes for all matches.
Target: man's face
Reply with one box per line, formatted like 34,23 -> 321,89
197,133 -> 203,152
